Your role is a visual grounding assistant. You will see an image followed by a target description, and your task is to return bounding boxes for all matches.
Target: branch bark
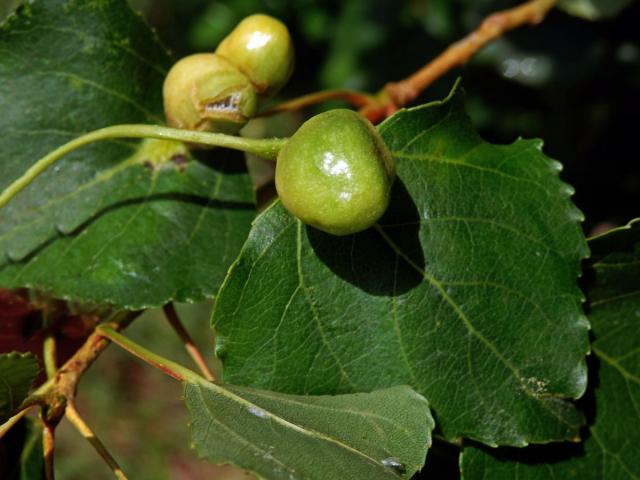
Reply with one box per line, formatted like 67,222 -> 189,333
258,90 -> 374,117
21,311 -> 141,428
361,0 -> 558,122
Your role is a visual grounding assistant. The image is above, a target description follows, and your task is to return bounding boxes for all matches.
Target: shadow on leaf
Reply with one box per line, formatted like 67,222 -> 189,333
307,178 -> 424,296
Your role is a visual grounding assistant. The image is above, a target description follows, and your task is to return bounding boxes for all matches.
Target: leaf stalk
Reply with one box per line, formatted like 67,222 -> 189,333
0,124 -> 288,210
96,325 -> 206,385
43,423 -> 55,480
259,89 -> 374,116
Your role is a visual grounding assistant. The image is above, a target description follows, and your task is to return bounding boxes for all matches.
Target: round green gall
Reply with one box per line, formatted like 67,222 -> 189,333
163,53 -> 257,134
275,109 -> 395,236
215,14 -> 294,96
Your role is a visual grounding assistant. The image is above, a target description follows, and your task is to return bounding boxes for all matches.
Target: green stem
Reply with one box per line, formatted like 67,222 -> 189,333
0,124 -> 288,209
43,333 -> 57,379
96,325 -> 206,385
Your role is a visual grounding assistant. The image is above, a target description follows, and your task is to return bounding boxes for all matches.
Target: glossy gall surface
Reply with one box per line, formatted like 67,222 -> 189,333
275,109 -> 395,236
216,14 -> 294,96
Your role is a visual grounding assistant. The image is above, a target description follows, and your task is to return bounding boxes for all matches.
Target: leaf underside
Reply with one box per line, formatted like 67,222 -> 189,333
0,352 -> 38,420
0,0 -> 255,309
212,86 -> 590,446
185,382 -> 434,480
461,219 -> 640,478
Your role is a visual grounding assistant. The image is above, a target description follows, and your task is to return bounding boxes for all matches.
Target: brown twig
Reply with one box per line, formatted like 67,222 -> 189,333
3,311 -> 141,480
43,424 -> 55,480
362,0 -> 558,123
259,89 -> 374,117
162,303 -> 215,382
65,402 -> 128,480
44,312 -> 140,421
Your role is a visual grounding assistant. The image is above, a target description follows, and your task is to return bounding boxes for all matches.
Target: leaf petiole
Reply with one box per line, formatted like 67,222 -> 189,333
43,333 -> 57,380
96,325 -> 207,385
0,124 -> 288,210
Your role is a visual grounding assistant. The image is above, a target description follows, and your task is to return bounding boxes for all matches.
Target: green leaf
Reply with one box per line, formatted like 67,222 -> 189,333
558,0 -> 635,20
185,382 -> 433,479
460,218 -> 640,478
212,86 -> 590,446
0,417 -> 44,480
0,0 -> 254,308
0,352 -> 38,419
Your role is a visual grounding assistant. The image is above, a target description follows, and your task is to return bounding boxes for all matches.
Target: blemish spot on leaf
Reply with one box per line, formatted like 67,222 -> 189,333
462,218 -> 640,477
185,383 -> 433,479
524,377 -> 549,395
247,405 -> 269,419
381,457 -> 406,475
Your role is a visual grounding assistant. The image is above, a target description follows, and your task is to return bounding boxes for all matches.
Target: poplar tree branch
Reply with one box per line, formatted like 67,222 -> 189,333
362,0 -> 558,122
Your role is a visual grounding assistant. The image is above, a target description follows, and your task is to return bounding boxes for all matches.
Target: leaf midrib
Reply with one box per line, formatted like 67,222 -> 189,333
193,382 -> 403,478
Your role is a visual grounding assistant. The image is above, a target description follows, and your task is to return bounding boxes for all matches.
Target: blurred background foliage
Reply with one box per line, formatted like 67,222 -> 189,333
1,0 -> 639,478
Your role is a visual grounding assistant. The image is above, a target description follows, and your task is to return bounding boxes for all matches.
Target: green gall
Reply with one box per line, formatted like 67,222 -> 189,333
216,14 -> 294,96
163,53 -> 257,134
275,109 -> 395,236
